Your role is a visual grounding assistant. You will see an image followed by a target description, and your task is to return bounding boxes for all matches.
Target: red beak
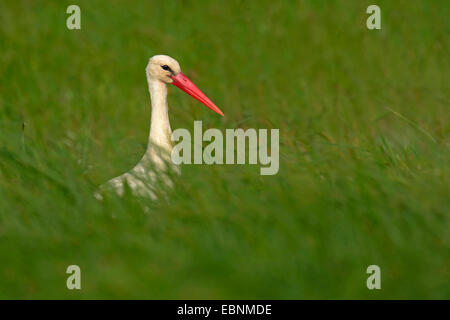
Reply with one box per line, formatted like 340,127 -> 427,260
170,72 -> 224,116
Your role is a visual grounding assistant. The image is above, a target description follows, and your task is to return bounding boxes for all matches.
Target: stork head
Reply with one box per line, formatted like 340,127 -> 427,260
147,55 -> 181,83
146,54 -> 224,116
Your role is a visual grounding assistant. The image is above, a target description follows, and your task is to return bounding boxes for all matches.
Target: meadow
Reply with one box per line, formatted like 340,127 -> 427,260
0,0 -> 448,299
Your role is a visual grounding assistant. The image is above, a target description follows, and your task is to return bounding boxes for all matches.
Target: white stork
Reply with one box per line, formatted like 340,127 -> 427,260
97,55 -> 224,199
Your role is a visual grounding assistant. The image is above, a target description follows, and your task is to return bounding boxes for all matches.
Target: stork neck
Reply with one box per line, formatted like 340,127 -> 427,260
147,76 -> 172,152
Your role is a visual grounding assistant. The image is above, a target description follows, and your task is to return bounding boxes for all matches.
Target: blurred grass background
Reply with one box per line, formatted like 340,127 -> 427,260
0,0 -> 449,299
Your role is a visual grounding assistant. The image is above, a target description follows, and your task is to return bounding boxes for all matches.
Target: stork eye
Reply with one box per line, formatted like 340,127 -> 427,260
161,65 -> 171,71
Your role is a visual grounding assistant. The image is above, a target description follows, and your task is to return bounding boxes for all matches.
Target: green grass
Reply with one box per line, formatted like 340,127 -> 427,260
0,0 -> 449,299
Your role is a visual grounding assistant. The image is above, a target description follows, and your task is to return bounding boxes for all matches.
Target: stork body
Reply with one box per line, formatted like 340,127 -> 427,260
98,55 -> 223,199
